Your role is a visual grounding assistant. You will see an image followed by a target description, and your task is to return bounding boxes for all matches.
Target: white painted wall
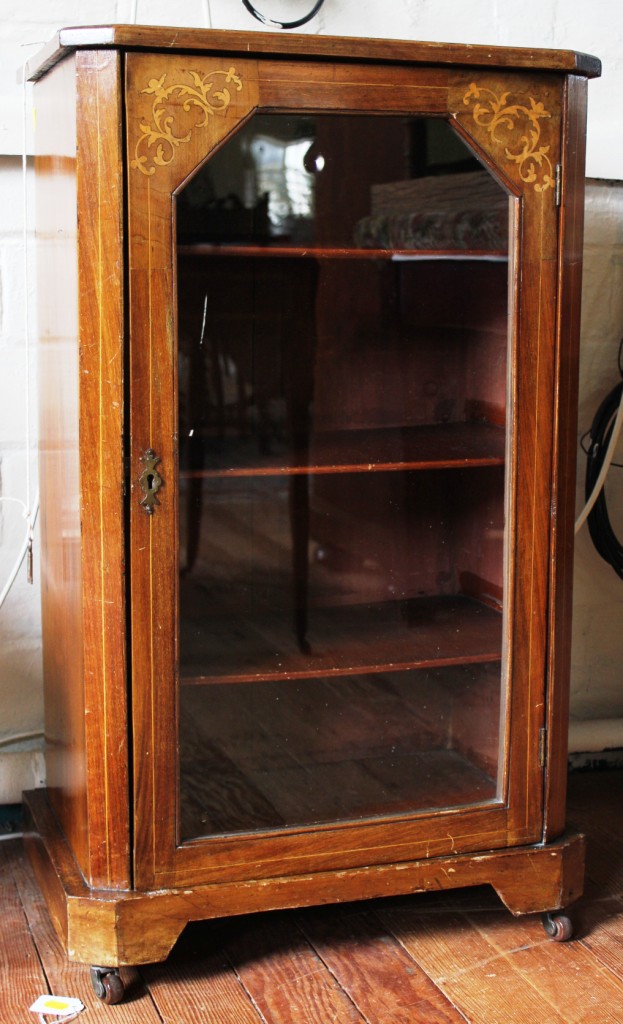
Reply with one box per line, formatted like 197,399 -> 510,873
0,0 -> 621,798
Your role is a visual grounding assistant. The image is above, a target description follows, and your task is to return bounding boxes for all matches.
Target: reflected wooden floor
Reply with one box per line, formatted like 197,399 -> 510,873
3,770 -> 623,1022
179,667 -> 500,839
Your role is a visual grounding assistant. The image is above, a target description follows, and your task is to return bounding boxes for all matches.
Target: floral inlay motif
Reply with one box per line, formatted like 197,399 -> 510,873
132,67 -> 243,176
463,83 -> 554,193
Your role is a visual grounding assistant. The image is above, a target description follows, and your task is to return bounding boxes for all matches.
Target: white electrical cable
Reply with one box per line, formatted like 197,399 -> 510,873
0,64 -> 40,610
575,388 -> 623,534
129,0 -> 138,24
0,730 -> 44,749
22,59 -> 31,517
0,497 -> 39,610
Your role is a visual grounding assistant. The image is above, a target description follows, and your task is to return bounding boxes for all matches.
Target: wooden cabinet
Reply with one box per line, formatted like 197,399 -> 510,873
25,25 -> 600,996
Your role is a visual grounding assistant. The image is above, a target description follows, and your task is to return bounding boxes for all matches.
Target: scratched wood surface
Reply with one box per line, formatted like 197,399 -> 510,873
4,770 -> 623,1023
32,30 -> 591,919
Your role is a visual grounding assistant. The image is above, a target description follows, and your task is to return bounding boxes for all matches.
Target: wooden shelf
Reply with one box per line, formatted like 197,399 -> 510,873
180,593 -> 503,685
178,243 -> 508,262
180,422 -> 506,480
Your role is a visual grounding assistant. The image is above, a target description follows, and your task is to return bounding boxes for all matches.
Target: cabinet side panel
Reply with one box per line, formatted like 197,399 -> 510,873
76,50 -> 130,889
35,54 -> 89,874
545,76 -> 589,840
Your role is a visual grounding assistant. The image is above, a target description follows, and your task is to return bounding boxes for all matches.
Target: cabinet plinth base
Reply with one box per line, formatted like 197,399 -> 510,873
23,789 -> 585,967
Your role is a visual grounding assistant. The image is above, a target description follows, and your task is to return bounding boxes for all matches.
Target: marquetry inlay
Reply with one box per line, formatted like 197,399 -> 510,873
462,82 -> 555,193
131,67 -> 244,176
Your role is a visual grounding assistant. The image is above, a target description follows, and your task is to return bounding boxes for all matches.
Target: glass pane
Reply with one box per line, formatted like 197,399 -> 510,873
177,113 -> 511,841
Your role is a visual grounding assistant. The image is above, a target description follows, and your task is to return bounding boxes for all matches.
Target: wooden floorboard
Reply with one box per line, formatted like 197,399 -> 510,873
8,841 -> 161,1022
0,842 -> 49,1014
4,770 -> 623,1022
140,920 -> 266,1024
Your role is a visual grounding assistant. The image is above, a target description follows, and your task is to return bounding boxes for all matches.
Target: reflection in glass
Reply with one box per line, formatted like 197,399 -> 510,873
176,113 -> 511,841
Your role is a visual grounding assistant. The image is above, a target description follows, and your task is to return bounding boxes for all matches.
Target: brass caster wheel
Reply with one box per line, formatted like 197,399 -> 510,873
90,966 -> 125,1004
541,911 -> 574,942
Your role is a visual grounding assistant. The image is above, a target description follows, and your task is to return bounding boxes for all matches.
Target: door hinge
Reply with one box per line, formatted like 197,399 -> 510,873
555,164 -> 562,207
539,727 -> 548,768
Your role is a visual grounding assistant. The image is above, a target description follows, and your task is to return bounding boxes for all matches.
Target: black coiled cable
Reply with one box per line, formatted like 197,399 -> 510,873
583,345 -> 623,579
241,0 -> 326,29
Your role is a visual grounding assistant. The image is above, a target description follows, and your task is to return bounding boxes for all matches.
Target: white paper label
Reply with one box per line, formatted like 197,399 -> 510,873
29,995 -> 84,1016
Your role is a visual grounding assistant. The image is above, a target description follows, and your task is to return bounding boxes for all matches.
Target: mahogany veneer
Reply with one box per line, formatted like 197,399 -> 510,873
27,25 -> 599,995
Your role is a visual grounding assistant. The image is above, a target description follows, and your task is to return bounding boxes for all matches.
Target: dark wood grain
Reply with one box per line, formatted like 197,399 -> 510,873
179,422 -> 506,478
451,68 -> 566,846
179,595 -> 502,683
26,25 -> 601,82
126,51 -> 260,892
544,73 -> 590,841
178,244 -> 508,260
224,914 -> 366,1023
34,51 -> 89,881
0,843 -> 50,1014
7,774 -> 623,1023
141,938 -> 265,1024
10,842 -> 160,1022
299,905 -> 468,1023
256,59 -> 449,113
75,48 -> 130,890
36,48 -> 131,891
30,28 -> 595,970
178,665 -> 500,838
22,789 -> 586,966
381,894 -> 623,1023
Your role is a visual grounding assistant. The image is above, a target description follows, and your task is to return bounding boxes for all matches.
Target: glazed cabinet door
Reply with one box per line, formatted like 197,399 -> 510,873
126,51 -> 566,891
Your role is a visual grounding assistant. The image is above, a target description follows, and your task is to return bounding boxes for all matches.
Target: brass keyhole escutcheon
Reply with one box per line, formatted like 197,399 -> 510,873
139,448 -> 163,515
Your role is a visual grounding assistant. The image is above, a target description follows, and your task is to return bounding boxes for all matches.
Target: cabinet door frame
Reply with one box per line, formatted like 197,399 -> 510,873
126,51 -> 565,892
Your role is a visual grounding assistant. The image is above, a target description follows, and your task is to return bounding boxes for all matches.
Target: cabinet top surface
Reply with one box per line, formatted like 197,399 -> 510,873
27,23 -> 601,82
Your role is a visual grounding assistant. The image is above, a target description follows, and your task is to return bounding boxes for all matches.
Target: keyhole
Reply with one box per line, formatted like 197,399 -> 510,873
139,449 -> 162,515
